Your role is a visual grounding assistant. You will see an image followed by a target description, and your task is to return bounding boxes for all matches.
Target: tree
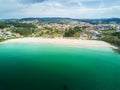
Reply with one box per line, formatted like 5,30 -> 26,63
63,26 -> 82,37
73,26 -> 82,32
13,28 -> 33,36
64,28 -> 74,37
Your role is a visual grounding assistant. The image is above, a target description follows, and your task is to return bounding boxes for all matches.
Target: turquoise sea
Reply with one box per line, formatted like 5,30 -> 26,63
0,43 -> 120,90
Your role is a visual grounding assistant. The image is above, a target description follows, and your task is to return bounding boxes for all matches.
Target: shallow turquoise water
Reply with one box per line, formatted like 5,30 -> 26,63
0,44 -> 120,90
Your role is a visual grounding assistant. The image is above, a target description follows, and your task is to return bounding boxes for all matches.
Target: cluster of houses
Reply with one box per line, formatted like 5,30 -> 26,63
37,23 -> 72,31
36,22 -> 120,39
1,21 -> 120,39
83,24 -> 120,39
0,28 -> 12,38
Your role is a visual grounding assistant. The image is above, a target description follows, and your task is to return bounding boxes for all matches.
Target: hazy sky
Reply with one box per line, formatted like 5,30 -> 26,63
0,0 -> 120,19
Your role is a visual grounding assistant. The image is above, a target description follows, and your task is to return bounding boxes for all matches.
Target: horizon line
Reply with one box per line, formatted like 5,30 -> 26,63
0,17 -> 120,20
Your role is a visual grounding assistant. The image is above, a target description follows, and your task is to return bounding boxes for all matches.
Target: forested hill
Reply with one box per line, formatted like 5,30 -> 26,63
1,17 -> 120,24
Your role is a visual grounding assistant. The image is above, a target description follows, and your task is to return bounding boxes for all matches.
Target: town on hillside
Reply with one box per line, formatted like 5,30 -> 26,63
0,19 -> 120,46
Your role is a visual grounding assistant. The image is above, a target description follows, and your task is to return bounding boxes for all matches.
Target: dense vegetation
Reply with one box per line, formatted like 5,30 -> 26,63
8,22 -> 36,36
8,22 -> 36,28
0,21 -> 36,29
102,32 -> 120,47
0,38 -> 6,42
0,21 -> 37,38
12,28 -> 34,36
0,22 -> 11,29
63,26 -> 82,37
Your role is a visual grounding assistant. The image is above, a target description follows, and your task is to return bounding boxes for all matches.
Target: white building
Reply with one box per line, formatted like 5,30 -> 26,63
116,26 -> 120,32
5,31 -> 12,36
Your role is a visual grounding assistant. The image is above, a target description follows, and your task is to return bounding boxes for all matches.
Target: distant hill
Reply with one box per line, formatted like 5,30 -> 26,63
20,17 -> 75,24
75,18 -> 120,24
1,17 -> 120,24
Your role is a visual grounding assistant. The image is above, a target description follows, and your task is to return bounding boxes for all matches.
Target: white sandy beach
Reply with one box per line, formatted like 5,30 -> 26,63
1,37 -> 117,49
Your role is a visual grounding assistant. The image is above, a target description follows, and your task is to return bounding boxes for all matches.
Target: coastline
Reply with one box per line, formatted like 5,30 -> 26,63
0,37 -> 118,49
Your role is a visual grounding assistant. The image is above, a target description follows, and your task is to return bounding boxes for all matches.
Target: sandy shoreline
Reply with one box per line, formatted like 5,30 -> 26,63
0,37 -> 118,49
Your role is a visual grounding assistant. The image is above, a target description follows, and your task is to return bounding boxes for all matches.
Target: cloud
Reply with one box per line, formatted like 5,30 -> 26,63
20,1 -> 120,18
0,0 -> 120,19
18,0 -> 46,4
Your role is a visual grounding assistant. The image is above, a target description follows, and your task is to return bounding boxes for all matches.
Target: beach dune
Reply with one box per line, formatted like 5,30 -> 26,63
1,37 -> 117,48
